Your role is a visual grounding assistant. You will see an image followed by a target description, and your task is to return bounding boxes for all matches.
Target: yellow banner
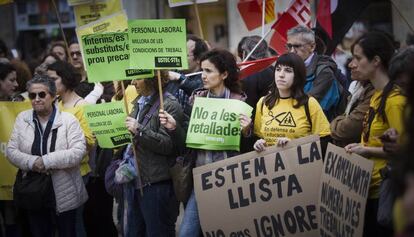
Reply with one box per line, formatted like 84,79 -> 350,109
0,101 -> 31,200
0,0 -> 13,5
74,0 -> 123,27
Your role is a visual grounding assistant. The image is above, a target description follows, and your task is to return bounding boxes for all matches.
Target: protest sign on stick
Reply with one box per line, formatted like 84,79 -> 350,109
74,0 -> 123,27
76,10 -> 128,66
128,18 -> 188,110
193,135 -> 323,237
83,101 -> 131,148
318,143 -> 374,237
0,101 -> 32,200
186,97 -> 253,151
81,32 -> 153,82
128,19 -> 188,70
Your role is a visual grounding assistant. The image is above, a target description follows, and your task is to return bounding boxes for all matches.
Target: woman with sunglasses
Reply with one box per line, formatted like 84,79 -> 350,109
7,75 -> 87,237
46,60 -> 94,237
344,32 -> 404,237
253,53 -> 330,151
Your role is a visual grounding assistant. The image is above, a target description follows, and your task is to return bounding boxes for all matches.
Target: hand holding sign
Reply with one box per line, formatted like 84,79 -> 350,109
125,116 -> 139,135
159,109 -> 177,131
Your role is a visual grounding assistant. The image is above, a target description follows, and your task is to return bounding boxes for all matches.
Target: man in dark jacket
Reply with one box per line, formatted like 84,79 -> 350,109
286,25 -> 347,120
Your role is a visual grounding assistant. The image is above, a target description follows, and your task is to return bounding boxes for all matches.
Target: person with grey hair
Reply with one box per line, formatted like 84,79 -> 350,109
287,25 -> 348,121
7,74 -> 88,237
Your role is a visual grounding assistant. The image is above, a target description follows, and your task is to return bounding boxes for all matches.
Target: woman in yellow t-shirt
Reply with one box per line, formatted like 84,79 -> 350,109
345,32 -> 404,237
253,53 -> 330,152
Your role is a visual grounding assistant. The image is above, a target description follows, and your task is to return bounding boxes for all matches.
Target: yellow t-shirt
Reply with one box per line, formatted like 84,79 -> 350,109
362,88 -> 406,199
58,102 -> 94,176
111,84 -> 138,113
254,97 -> 331,146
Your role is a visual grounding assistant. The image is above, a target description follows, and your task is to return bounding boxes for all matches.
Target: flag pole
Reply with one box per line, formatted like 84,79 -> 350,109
261,0 -> 266,38
390,0 -> 414,33
242,27 -> 273,63
193,1 -> 205,39
51,0 -> 72,63
121,82 -> 144,196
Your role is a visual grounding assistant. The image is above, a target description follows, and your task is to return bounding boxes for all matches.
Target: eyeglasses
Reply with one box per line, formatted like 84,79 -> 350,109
28,91 -> 47,100
285,43 -> 306,50
70,51 -> 82,57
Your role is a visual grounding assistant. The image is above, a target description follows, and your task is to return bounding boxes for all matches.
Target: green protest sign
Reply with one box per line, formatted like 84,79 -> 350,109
128,19 -> 188,70
84,101 -> 131,148
186,98 -> 253,151
81,32 -> 154,83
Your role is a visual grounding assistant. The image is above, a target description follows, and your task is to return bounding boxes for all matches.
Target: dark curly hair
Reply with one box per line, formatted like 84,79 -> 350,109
47,61 -> 81,91
0,62 -> 15,81
199,49 -> 242,94
263,53 -> 307,111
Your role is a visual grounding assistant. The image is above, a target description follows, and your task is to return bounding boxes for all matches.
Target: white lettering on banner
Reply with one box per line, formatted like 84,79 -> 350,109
288,0 -> 311,27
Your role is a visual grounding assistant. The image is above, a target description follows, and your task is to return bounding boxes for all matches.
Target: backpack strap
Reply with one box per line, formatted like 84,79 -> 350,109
141,92 -> 171,127
304,98 -> 312,132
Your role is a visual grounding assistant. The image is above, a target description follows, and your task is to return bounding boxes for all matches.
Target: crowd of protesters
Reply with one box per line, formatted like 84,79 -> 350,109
0,23 -> 414,237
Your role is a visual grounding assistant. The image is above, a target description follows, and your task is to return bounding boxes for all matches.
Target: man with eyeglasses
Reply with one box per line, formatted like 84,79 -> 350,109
68,41 -> 95,99
165,35 -> 209,115
286,25 -> 347,121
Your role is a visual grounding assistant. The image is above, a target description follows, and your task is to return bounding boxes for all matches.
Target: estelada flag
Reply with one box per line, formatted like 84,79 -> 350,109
316,0 -> 372,55
237,0 -> 276,31
239,56 -> 278,80
268,0 -> 311,55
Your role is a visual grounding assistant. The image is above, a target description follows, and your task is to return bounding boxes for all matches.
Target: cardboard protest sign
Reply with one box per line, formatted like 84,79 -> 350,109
194,135 -> 323,237
168,0 -> 218,7
81,32 -> 154,82
186,97 -> 253,151
128,19 -> 188,70
83,101 -> 131,148
0,101 -> 32,200
318,144 -> 374,237
74,0 -> 123,26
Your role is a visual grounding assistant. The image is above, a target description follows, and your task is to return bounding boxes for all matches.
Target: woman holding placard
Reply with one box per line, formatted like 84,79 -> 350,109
345,32 -> 404,237
161,49 -> 251,237
253,53 -> 330,152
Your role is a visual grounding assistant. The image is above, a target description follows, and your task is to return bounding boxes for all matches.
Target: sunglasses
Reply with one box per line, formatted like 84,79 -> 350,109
28,91 -> 47,100
285,43 -> 306,50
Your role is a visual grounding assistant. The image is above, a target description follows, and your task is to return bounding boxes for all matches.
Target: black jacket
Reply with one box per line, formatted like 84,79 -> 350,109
114,93 -> 184,184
